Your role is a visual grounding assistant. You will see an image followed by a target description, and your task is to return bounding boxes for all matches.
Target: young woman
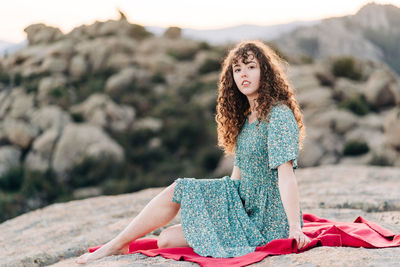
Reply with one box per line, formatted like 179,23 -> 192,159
76,40 -> 311,264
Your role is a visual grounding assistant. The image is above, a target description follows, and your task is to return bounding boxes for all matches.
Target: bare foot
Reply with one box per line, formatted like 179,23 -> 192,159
75,241 -> 129,264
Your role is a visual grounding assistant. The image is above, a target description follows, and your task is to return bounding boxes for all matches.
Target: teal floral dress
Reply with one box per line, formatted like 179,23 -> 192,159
172,103 -> 304,258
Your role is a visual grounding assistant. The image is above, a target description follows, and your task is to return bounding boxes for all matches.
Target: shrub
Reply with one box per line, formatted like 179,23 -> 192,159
102,177 -> 133,195
68,156 -> 124,188
49,86 -> 68,98
198,41 -> 212,51
0,66 -> 10,84
20,169 -> 64,200
13,73 -> 23,86
343,140 -> 369,156
370,153 -> 391,166
151,72 -> 166,84
197,148 -> 222,172
338,95 -> 370,116
0,165 -> 24,191
48,86 -> 71,109
331,56 -> 363,81
72,68 -> 116,102
199,58 -> 221,74
0,192 -> 24,222
167,47 -> 198,61
70,112 -> 84,123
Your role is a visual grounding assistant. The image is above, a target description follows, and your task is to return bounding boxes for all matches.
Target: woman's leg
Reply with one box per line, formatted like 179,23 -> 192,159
76,181 -> 181,264
157,224 -> 189,248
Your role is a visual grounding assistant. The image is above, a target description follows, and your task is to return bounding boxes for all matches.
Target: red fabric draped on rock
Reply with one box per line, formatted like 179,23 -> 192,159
88,213 -> 400,267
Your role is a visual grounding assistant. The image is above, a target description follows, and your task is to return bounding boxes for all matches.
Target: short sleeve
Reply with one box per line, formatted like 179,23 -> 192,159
267,105 -> 299,170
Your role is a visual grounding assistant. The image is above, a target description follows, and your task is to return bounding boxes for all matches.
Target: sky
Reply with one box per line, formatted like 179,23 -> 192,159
1,0 -> 399,43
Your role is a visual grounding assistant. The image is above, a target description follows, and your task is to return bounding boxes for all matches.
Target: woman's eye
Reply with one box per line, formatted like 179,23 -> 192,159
234,69 -> 240,72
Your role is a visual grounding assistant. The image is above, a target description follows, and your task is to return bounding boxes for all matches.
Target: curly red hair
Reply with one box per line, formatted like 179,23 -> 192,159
215,40 -> 306,155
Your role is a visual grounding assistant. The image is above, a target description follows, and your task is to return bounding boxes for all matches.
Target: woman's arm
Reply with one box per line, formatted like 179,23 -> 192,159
277,160 -> 310,249
277,160 -> 301,229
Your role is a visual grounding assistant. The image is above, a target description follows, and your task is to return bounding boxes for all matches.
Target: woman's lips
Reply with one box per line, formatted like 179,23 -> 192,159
242,80 -> 251,85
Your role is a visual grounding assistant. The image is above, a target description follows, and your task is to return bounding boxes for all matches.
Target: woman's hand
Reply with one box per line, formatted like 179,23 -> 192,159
289,226 -> 311,250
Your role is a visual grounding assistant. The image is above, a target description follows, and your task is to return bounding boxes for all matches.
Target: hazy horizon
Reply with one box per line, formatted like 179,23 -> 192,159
1,0 -> 399,43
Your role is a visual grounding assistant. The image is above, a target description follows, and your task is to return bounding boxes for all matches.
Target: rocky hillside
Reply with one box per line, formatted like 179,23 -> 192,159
0,15 -> 399,223
1,165 -> 400,266
273,2 -> 400,75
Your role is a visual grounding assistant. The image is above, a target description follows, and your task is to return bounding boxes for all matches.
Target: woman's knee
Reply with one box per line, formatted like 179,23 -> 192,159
157,229 -> 172,248
157,224 -> 187,248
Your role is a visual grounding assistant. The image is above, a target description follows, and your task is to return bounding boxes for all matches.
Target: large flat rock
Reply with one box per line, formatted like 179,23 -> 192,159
2,165 -> 400,266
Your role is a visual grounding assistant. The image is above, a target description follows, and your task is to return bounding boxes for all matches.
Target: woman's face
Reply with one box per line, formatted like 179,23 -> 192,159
232,52 -> 260,99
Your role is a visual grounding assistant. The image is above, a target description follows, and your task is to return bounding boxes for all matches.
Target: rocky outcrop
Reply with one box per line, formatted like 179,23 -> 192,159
286,62 -> 400,167
273,3 -> 400,75
1,165 -> 399,266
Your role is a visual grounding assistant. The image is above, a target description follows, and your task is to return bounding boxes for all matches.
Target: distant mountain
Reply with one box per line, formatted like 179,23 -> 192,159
1,20 -> 318,57
145,20 -> 320,45
0,40 -> 27,57
0,40 -> 14,52
272,2 -> 400,74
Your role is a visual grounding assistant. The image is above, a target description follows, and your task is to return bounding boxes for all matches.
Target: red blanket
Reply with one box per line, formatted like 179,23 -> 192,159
88,213 -> 400,267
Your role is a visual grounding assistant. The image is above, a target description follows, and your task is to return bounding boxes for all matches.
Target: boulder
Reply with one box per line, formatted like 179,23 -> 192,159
105,52 -> 136,70
69,94 -> 135,132
74,38 -> 110,72
52,123 -> 124,175
105,67 -> 136,94
105,67 -> 151,94
3,118 -> 39,149
287,64 -> 322,92
24,128 -> 59,171
30,105 -> 71,132
298,136 -> 325,167
363,68 -> 400,109
310,109 -> 358,134
47,40 -> 75,59
163,27 -> 182,39
0,87 -> 34,120
383,107 -> 400,149
332,77 -> 363,101
24,23 -> 63,45
357,113 -> 384,131
68,55 -> 88,79
8,90 -> 35,120
40,56 -> 69,73
296,87 -> 334,110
